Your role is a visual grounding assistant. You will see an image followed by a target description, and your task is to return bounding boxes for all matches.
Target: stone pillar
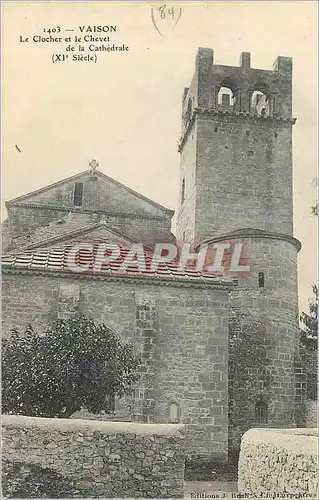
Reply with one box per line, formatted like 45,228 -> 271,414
240,89 -> 251,113
240,52 -> 251,69
267,92 -> 278,117
210,85 -> 218,109
131,293 -> 159,422
233,88 -> 245,112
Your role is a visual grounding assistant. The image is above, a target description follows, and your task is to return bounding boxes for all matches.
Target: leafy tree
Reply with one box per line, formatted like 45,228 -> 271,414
2,314 -> 140,418
300,284 -> 318,351
299,285 -> 318,401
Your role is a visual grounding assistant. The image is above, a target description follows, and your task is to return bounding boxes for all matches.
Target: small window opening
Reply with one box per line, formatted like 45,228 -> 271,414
248,150 -> 254,158
255,400 -> 268,424
74,182 -> 83,207
181,178 -> 185,205
258,272 -> 265,288
246,131 -> 250,136
214,127 -> 218,132
275,133 -> 278,138
169,402 -> 180,423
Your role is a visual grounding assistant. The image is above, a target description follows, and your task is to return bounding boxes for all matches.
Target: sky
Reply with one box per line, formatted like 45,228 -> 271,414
1,1 -> 318,312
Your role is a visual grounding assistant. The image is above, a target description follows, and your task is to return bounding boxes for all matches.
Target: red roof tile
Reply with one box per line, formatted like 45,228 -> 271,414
2,239 -> 233,283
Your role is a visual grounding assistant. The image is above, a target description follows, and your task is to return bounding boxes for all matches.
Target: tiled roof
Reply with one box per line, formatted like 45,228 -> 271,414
2,240 -> 234,284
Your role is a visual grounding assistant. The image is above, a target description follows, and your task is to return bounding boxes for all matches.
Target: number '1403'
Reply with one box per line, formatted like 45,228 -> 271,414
43,27 -> 61,34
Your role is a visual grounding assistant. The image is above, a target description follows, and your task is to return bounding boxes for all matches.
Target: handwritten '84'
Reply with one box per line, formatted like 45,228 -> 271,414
151,5 -> 182,36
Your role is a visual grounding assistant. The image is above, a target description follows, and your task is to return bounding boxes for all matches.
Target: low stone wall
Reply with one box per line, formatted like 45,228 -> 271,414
2,415 -> 185,498
238,428 -> 318,498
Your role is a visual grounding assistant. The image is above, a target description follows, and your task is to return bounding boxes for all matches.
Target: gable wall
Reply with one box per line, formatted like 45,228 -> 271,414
9,174 -> 169,217
4,207 -> 174,252
4,173 -> 174,249
96,176 -> 168,217
6,205 -> 68,238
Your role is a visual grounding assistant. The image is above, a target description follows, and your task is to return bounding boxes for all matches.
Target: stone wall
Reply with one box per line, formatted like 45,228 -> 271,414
2,415 -> 185,498
194,115 -> 293,241
305,400 -> 318,428
176,120 -> 197,243
218,235 -> 300,452
238,428 -> 318,498
4,210 -> 174,253
4,206 -> 173,250
2,271 -> 233,461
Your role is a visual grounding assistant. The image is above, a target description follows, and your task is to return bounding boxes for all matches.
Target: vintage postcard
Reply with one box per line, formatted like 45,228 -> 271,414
1,1 -> 318,499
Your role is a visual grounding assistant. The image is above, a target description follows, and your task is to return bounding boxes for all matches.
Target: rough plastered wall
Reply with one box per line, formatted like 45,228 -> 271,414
2,415 -> 185,498
238,428 -> 318,498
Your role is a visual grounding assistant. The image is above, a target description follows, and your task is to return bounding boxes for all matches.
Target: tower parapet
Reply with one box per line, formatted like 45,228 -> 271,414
181,48 -> 293,130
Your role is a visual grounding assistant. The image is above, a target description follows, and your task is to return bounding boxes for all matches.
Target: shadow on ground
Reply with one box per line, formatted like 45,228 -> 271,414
184,480 -> 238,497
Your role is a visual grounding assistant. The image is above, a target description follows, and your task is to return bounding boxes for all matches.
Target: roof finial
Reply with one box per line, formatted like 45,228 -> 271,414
89,159 -> 99,173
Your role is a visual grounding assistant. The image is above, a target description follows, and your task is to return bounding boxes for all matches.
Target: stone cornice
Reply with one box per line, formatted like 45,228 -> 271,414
2,266 -> 238,290
5,203 -> 173,221
178,108 -> 297,153
200,228 -> 302,253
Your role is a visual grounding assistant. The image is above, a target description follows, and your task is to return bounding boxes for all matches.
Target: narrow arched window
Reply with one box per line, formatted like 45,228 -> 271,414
185,98 -> 192,123
181,178 -> 185,204
74,182 -> 83,207
255,400 -> 268,424
258,272 -> 265,288
169,402 -> 180,423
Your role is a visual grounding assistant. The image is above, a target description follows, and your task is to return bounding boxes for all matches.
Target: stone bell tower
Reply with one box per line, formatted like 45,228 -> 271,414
177,48 -> 302,449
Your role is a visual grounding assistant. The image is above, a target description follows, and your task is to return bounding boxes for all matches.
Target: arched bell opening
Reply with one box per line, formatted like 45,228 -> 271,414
251,89 -> 270,117
217,86 -> 235,108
